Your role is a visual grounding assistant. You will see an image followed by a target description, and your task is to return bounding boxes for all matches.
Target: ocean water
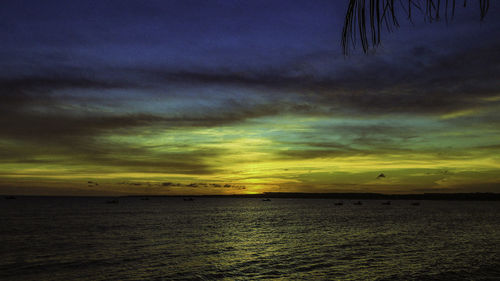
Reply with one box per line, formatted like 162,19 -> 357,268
1,197 -> 499,280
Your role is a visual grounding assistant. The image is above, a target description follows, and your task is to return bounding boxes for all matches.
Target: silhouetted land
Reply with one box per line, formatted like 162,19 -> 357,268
128,192 -> 500,200
3,193 -> 500,200
259,192 -> 500,201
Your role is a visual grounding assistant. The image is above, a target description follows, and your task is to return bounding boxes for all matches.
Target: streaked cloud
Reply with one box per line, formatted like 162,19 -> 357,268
1,0 -> 499,194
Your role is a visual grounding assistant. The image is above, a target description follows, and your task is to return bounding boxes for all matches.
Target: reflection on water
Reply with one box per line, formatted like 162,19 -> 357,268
1,198 -> 499,280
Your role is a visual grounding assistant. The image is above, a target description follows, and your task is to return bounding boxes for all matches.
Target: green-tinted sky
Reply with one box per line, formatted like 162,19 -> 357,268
1,1 -> 499,195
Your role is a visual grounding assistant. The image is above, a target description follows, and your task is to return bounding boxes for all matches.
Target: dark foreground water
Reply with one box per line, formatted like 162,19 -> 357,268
1,197 -> 499,280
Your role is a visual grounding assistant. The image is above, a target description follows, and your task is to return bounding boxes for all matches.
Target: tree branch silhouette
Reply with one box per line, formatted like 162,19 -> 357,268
342,0 -> 490,55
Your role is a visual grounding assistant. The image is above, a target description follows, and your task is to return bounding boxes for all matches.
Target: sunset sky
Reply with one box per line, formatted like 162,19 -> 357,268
1,0 -> 500,195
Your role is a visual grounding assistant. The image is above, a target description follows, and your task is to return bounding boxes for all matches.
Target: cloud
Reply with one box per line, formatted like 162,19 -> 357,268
277,148 -> 363,160
0,75 -> 127,94
87,181 -> 98,187
116,37 -> 500,118
2,36 -> 499,141
411,182 -> 500,193
0,125 -> 225,175
0,17 -> 498,183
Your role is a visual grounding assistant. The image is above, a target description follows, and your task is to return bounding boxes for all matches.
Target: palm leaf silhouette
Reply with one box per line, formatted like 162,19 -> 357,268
342,0 -> 490,55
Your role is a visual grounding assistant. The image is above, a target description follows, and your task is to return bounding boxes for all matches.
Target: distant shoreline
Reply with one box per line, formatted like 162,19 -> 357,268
4,192 -> 500,201
137,192 -> 500,201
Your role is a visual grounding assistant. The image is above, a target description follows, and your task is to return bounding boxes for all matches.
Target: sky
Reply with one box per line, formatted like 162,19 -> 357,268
1,0 -> 500,195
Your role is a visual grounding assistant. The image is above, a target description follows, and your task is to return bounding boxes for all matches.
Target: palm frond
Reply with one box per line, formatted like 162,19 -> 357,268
341,0 -> 490,55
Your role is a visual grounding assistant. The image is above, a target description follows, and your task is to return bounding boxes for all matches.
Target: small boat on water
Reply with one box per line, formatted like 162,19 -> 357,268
382,201 -> 391,205
183,198 -> 194,201
4,196 -> 16,200
334,202 -> 343,206
140,197 -> 149,200
353,201 -> 362,205
262,198 -> 271,202
411,202 -> 420,206
106,199 -> 119,204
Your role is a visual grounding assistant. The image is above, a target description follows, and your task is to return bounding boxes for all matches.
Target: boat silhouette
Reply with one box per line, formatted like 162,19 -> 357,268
353,201 -> 362,205
382,201 -> 391,205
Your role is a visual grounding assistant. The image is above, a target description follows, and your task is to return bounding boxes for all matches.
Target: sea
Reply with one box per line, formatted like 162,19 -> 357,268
1,197 -> 499,280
